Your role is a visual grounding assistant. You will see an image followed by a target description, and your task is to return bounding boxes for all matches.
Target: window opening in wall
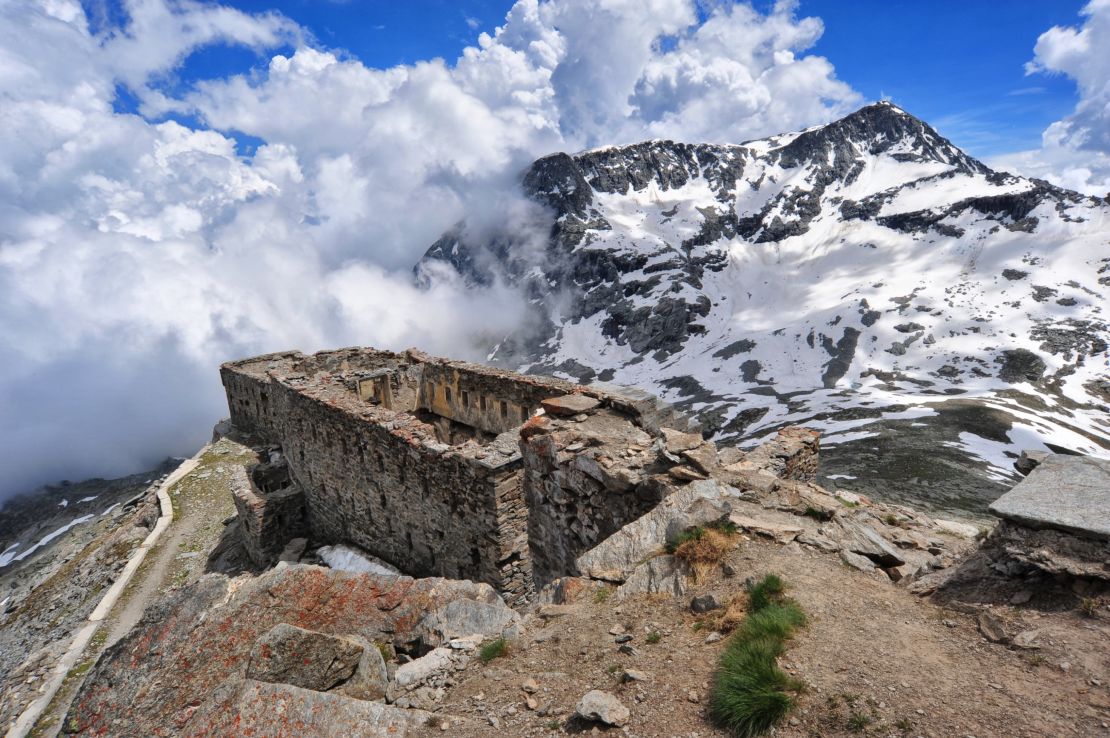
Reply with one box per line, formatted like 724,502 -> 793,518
445,386 -> 452,404
520,407 -> 529,422
461,390 -> 469,407
499,400 -> 508,420
479,395 -> 487,412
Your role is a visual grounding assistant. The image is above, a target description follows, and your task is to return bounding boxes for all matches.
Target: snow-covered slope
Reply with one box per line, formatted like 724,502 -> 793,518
418,102 -> 1110,516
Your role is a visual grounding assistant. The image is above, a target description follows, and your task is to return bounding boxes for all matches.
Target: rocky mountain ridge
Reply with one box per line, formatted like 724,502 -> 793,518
419,101 -> 1110,515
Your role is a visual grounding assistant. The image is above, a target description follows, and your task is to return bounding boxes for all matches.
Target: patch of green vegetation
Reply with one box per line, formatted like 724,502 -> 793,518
847,711 -> 873,732
667,525 -> 707,553
479,636 -> 508,664
593,586 -> 611,604
374,640 -> 393,663
546,719 -> 562,731
1079,596 -> 1104,618
666,520 -> 738,553
646,630 -> 662,644
745,574 -> 785,613
895,717 -> 913,732
606,663 -> 619,675
709,574 -> 806,737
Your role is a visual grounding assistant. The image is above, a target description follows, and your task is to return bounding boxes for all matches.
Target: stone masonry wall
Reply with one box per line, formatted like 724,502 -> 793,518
520,408 -> 675,587
221,347 -> 712,605
230,463 -> 308,568
221,352 -> 536,606
417,358 -> 578,436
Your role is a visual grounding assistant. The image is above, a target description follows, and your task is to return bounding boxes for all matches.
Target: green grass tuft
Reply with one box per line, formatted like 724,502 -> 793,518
479,637 -> 508,664
646,630 -> 662,644
746,574 -> 786,613
709,575 -> 805,737
666,525 -> 706,553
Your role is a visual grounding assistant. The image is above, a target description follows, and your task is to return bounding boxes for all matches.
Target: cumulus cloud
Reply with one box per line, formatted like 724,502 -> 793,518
0,0 -> 859,498
991,0 -> 1110,195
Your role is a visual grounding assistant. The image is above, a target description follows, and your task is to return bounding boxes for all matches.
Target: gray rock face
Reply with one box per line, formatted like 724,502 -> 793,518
834,519 -> 906,567
996,348 -> 1047,384
575,689 -> 630,726
575,479 -> 736,581
419,595 -> 522,643
247,623 -> 364,692
616,555 -> 689,600
191,680 -> 444,738
989,455 -> 1110,541
65,565 -> 517,736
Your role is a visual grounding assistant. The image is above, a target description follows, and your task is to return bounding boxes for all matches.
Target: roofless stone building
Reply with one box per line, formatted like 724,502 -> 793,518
220,347 -> 745,606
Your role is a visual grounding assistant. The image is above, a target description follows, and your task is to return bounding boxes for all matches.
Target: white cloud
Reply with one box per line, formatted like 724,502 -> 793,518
991,0 -> 1110,196
0,0 -> 861,498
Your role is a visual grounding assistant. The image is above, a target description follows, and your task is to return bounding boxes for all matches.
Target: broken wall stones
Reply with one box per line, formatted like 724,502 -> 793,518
230,461 -> 307,568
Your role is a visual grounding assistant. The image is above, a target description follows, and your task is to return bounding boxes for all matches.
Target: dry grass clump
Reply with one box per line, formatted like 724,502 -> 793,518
666,521 -> 737,577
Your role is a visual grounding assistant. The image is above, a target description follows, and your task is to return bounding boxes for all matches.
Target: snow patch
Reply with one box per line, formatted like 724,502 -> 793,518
316,544 -> 401,577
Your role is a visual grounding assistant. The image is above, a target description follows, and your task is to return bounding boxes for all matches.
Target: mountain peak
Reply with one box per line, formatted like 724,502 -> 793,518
776,100 -> 987,174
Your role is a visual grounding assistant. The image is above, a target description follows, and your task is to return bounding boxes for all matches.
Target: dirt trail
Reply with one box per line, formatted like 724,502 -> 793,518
104,441 -> 252,645
27,440 -> 256,737
422,537 -> 1110,738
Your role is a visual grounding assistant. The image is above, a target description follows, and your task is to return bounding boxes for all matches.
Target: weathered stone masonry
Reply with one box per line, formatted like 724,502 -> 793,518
221,346 -> 813,606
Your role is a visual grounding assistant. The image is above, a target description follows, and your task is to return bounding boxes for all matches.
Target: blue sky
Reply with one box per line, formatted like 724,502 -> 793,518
105,0 -> 1091,159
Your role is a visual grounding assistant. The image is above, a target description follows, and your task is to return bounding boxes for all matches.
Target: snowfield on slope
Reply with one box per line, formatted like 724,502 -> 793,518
420,102 -> 1110,516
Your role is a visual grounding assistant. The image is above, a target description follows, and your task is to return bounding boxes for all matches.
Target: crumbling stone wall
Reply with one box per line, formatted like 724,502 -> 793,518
230,462 -> 307,568
520,408 -> 677,587
221,346 -> 761,606
221,348 -> 565,606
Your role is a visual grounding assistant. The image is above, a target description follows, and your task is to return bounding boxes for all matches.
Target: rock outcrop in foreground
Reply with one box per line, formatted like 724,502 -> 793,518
65,565 -> 518,736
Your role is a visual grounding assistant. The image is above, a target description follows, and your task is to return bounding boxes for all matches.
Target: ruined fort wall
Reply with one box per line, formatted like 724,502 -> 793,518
417,361 -> 576,436
229,464 -> 307,568
221,363 -> 535,605
519,414 -> 672,587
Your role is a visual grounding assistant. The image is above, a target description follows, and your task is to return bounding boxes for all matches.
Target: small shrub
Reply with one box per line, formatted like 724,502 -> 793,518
884,513 -> 901,527
1078,596 -> 1103,618
714,593 -> 749,633
646,630 -> 662,644
374,640 -> 393,663
479,637 -> 508,664
847,711 -> 873,732
709,575 -> 806,737
895,717 -> 913,731
1026,653 -> 1045,667
593,586 -> 611,604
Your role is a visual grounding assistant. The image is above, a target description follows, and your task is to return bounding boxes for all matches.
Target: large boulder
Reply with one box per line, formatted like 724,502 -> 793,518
246,623 -> 363,692
575,690 -> 630,727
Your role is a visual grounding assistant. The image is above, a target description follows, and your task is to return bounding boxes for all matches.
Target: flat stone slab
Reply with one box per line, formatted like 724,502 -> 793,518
989,455 -> 1110,541
541,394 -> 601,416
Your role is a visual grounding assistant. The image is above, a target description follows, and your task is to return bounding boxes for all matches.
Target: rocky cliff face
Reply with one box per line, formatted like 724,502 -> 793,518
418,102 -> 1110,515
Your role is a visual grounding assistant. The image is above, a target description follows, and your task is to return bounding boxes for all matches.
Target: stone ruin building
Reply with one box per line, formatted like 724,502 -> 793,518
220,347 -> 817,606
